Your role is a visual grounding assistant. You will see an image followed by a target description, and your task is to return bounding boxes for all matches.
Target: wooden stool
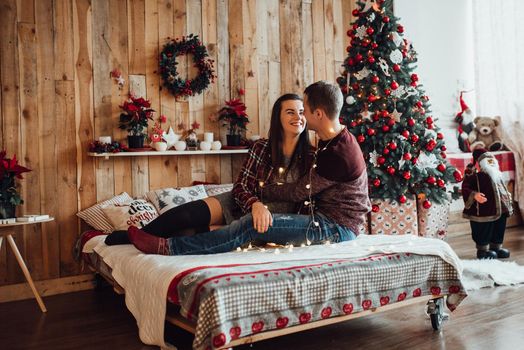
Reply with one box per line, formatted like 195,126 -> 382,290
0,217 -> 54,312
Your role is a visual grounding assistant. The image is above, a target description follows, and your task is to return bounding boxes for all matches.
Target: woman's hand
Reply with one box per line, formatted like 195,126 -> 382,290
251,202 -> 273,233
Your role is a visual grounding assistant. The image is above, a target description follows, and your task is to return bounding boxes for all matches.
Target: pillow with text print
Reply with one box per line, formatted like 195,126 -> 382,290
100,199 -> 159,231
145,185 -> 208,215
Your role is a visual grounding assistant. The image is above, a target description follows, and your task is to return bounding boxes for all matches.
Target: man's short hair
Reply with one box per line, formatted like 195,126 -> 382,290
304,81 -> 343,120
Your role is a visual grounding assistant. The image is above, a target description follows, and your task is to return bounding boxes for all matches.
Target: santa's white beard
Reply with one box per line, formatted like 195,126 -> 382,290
479,158 -> 503,183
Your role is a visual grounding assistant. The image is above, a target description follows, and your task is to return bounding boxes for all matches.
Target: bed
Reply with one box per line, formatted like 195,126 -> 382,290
79,231 -> 467,350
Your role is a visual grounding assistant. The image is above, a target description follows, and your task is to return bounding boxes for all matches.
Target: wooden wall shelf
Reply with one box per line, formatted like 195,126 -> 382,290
88,149 -> 249,160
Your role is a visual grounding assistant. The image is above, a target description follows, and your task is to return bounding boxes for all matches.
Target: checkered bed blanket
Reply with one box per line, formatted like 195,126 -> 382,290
175,251 -> 465,349
81,234 -> 466,350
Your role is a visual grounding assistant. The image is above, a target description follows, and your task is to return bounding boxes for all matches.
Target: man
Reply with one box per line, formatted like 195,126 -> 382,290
462,148 -> 513,259
128,81 -> 371,255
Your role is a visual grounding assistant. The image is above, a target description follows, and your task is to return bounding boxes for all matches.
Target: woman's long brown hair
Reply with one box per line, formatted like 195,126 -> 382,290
268,93 -> 312,176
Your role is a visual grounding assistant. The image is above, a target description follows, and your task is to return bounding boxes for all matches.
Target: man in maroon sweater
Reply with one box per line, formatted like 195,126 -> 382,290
128,81 -> 370,255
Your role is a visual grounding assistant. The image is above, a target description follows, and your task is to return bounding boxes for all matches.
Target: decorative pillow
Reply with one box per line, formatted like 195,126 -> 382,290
204,183 -> 234,196
76,192 -> 133,233
101,199 -> 159,231
145,185 -> 208,214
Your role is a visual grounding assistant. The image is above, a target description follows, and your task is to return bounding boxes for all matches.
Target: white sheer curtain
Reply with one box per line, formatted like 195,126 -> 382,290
472,0 -> 524,217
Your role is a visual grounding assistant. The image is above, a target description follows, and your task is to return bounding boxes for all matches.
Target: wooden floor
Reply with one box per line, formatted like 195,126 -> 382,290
1,228 -> 524,350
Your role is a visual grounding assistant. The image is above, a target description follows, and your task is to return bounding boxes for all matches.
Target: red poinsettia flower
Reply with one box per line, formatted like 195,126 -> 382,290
217,98 -> 250,135
0,152 -> 31,179
225,98 -> 248,117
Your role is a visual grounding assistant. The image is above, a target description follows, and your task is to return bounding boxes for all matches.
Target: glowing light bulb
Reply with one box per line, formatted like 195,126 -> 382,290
313,164 -> 317,168
305,184 -> 311,189
324,241 -> 331,245
301,243 -> 306,247
274,248 -> 280,254
260,248 -> 266,252
279,167 -> 285,174
236,247 -> 242,252
259,181 -> 265,187
313,221 -> 320,227
248,243 -> 252,249
288,244 -> 294,252
243,248 -> 248,252
306,239 -> 312,246
304,201 -> 310,205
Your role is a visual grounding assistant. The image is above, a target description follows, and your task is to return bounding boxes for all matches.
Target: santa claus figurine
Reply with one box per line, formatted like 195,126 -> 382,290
462,148 -> 513,259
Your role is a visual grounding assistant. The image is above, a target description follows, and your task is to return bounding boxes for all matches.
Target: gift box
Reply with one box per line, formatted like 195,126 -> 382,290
357,213 -> 370,235
417,198 -> 450,239
370,198 -> 418,235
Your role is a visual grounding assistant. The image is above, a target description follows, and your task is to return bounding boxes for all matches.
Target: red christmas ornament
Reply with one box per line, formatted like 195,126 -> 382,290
371,43 -> 378,49
397,25 -> 404,33
407,118 -> 415,127
390,81 -> 399,90
348,58 -> 355,66
401,130 -> 410,138
368,56 -> 376,64
356,53 -> 363,61
392,64 -> 401,72
347,45 -> 352,52
453,170 -> 463,182
384,88 -> 391,96
410,81 -> 417,87
387,166 -> 396,175
352,9 -> 360,16
371,75 -> 380,83
382,16 -> 390,23
411,134 -> 419,143
399,195 -> 407,204
441,145 -> 447,151
383,148 -> 390,155
416,101 -> 423,108
441,152 -> 447,158
412,157 -> 418,164
437,179 -> 445,188
367,128 -> 376,136
357,134 -> 365,143
426,116 -> 433,124
427,176 -> 436,185
387,118 -> 395,126
352,83 -> 359,90
388,142 -> 397,150
353,24 -> 358,30
366,27 -> 374,35
422,200 -> 432,209
382,125 -> 390,132
347,29 -> 352,37
437,163 -> 446,172
378,156 -> 386,165
373,178 -> 381,187
411,74 -> 419,82
361,39 -> 370,47
372,204 -> 380,213
367,95 -> 377,102
373,113 -> 380,121
403,152 -> 412,160
437,132 -> 444,139
341,85 -> 348,94
350,121 -> 357,127
402,171 -> 411,180
380,110 -> 389,118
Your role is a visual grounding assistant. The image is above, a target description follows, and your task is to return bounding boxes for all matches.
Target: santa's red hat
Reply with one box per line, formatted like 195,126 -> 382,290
456,91 -> 470,119
472,148 -> 492,164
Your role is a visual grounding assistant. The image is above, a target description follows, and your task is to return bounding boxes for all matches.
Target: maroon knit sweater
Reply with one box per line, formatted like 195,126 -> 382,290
261,128 -> 371,234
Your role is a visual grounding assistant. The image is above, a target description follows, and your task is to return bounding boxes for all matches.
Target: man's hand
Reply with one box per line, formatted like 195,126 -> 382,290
474,192 -> 487,204
251,202 -> 273,233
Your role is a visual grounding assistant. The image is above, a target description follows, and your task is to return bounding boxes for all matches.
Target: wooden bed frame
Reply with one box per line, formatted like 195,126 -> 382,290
88,256 -> 446,349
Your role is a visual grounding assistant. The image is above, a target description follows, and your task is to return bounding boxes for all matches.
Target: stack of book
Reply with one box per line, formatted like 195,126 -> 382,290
16,214 -> 50,223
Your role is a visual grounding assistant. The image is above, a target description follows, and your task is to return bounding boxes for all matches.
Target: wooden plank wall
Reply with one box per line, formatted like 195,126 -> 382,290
0,0 -> 357,295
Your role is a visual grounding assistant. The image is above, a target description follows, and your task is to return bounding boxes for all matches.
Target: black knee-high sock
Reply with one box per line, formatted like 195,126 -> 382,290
105,230 -> 130,245
140,199 -> 211,238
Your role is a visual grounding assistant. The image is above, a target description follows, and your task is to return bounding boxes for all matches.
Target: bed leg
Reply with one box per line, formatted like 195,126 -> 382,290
426,297 -> 447,331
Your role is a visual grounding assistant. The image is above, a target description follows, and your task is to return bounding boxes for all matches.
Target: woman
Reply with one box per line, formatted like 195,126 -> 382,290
105,93 -> 311,245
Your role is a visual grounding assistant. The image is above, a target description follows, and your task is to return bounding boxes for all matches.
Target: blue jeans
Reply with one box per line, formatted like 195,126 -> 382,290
167,213 -> 356,255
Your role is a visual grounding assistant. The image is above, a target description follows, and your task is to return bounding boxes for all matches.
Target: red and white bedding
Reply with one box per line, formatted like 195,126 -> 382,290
81,233 -> 466,350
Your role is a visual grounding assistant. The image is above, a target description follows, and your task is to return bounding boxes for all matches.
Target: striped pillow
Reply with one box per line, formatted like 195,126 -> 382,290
76,192 -> 133,233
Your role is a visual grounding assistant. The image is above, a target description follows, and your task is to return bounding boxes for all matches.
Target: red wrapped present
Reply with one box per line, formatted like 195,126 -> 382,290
370,198 -> 418,235
417,198 -> 450,239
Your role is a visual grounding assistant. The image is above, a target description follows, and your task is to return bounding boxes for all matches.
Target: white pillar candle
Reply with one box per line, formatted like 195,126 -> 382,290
204,132 -> 214,143
99,136 -> 112,144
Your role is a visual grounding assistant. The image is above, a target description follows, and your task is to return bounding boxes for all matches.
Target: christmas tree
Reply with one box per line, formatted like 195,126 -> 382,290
337,0 -> 462,209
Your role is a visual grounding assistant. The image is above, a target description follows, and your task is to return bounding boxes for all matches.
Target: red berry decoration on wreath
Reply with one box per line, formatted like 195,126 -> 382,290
159,34 -> 215,98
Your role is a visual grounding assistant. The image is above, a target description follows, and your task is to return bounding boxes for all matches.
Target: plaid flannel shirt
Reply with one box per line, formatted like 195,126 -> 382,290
232,139 -> 274,214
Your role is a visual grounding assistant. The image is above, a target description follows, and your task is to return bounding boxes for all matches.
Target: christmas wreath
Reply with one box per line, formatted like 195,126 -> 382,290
159,34 -> 215,98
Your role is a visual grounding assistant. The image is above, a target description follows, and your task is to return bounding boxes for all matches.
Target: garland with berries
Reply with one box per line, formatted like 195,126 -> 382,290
159,34 -> 215,98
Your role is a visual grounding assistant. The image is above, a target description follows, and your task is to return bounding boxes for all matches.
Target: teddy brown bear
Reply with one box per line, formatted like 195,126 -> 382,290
468,116 -> 504,151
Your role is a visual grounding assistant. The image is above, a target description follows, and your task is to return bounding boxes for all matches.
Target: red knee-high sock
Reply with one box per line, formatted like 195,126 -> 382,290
128,226 -> 170,255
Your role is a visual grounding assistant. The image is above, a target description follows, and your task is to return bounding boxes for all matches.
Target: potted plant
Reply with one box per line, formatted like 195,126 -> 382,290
217,98 -> 249,146
119,95 -> 155,148
0,151 -> 31,219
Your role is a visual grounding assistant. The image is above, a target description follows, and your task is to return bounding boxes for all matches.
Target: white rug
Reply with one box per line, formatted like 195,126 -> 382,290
461,259 -> 524,290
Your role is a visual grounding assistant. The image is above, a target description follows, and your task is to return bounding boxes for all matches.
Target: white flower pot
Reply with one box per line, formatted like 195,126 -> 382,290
152,142 -> 168,152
